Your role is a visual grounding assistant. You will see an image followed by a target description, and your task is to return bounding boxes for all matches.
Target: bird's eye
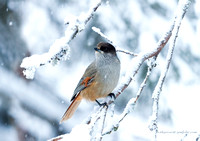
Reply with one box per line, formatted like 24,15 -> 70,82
101,47 -> 108,52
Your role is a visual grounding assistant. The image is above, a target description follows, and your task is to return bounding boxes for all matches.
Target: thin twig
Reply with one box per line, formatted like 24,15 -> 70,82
92,26 -> 137,57
117,49 -> 137,56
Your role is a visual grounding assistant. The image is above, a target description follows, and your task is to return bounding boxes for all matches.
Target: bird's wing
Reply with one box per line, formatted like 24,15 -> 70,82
71,62 -> 97,101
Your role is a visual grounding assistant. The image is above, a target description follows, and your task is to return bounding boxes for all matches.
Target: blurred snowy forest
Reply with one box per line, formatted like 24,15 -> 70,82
0,0 -> 200,141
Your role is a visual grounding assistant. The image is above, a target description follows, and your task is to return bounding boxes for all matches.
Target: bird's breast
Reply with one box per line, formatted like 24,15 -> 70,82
81,58 -> 120,101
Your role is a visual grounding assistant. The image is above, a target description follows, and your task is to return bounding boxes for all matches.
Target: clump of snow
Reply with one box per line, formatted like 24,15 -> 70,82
20,39 -> 70,79
148,114 -> 157,131
22,67 -> 36,79
20,54 -> 45,79
49,124 -> 90,141
92,27 -> 101,34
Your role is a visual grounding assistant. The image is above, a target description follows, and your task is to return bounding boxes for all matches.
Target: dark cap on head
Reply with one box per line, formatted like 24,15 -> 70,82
95,42 -> 116,54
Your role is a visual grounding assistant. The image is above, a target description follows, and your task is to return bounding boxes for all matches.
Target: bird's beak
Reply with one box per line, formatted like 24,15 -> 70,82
94,48 -> 101,53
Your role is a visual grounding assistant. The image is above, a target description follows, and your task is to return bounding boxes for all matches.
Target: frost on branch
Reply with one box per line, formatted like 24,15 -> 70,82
20,0 -> 102,79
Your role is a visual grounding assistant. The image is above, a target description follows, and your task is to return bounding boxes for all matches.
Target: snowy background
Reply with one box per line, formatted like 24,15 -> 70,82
0,0 -> 200,141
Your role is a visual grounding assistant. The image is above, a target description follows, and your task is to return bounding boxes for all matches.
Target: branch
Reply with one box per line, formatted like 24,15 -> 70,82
148,0 -> 191,140
20,0 -> 102,79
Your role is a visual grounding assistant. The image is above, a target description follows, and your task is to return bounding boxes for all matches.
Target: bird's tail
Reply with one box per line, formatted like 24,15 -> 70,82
60,93 -> 82,123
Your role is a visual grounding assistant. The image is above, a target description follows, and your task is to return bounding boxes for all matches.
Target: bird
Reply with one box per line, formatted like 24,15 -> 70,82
60,42 -> 120,123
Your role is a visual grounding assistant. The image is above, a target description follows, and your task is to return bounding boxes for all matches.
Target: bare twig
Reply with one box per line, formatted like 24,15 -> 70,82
148,0 -> 191,140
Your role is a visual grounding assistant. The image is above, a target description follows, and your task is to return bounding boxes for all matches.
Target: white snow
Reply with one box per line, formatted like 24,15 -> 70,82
49,124 -> 90,141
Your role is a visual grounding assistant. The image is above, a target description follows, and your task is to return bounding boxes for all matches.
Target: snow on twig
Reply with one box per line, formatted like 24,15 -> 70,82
20,0 -> 102,79
92,27 -> 114,44
148,0 -> 191,140
92,26 -> 137,56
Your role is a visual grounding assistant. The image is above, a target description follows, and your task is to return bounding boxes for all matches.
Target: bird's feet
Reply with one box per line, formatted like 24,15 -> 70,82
95,100 -> 108,107
95,93 -> 116,107
108,93 -> 116,100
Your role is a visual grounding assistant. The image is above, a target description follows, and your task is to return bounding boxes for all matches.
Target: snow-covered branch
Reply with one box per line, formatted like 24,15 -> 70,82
148,0 -> 191,140
20,0 -> 102,79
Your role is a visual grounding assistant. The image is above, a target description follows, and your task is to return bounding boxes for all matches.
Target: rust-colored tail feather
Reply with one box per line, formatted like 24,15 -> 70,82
60,93 -> 82,123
